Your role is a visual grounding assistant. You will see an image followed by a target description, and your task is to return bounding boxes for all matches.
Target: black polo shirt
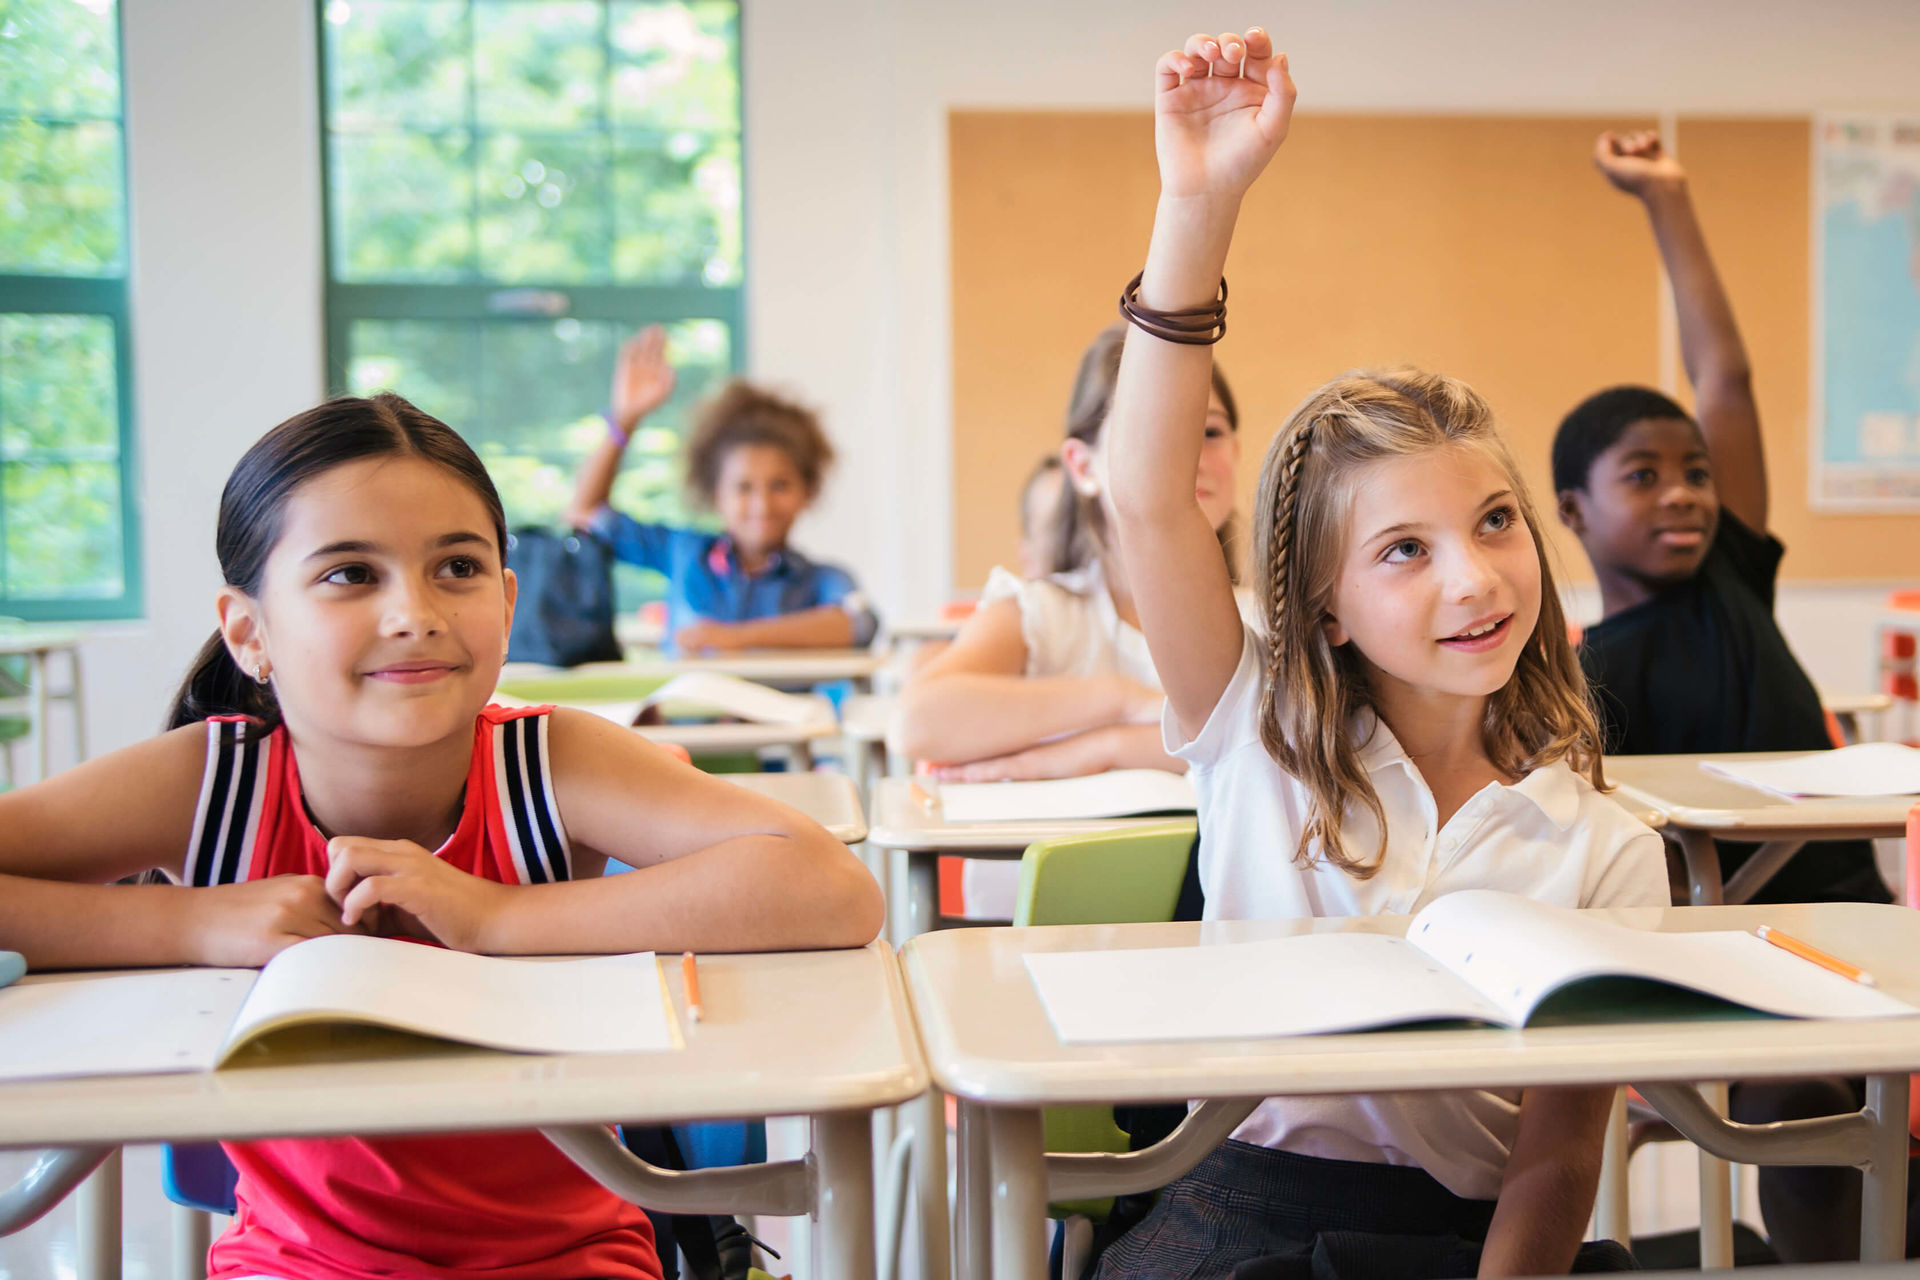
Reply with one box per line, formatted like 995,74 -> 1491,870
1580,511 -> 1890,903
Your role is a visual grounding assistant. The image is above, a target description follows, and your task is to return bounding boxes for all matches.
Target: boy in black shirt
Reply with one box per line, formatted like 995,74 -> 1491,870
1554,129 -> 1904,1264
1553,129 -> 1888,907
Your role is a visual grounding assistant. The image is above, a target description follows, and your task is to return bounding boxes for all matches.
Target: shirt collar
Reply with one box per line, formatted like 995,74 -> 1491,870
708,534 -> 787,577
1353,710 -> 1582,831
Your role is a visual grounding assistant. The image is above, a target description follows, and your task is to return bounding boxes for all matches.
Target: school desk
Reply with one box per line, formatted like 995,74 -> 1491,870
1821,690 -> 1896,743
1605,752 -> 1911,905
0,942 -> 924,1280
507,648 -> 894,693
0,623 -> 87,783
901,903 -> 1920,1280
725,770 -> 868,845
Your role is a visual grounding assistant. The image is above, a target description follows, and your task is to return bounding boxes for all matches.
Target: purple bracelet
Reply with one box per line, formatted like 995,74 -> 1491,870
603,409 -> 630,448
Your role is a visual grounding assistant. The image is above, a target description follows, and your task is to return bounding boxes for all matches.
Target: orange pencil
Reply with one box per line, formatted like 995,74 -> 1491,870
1756,925 -> 1876,987
681,951 -> 705,1022
908,779 -> 937,811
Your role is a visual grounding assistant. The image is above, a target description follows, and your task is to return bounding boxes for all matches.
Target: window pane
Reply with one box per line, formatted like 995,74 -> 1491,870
0,0 -> 121,119
346,315 -> 730,528
0,118 -> 124,274
610,1 -> 737,132
330,128 -> 476,280
0,314 -> 118,458
611,131 -> 736,284
323,0 -> 469,130
473,0 -> 604,130
2,460 -> 124,600
476,132 -> 610,283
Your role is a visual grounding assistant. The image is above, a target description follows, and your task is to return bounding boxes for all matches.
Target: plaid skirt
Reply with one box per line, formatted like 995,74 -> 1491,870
1089,1141 -> 1634,1280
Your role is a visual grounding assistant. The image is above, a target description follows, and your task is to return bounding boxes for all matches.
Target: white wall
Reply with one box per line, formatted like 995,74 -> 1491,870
66,0 -> 1920,760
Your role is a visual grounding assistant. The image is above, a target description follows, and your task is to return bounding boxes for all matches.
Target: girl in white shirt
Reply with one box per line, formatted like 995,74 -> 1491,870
893,323 -> 1243,782
1095,28 -> 1666,1279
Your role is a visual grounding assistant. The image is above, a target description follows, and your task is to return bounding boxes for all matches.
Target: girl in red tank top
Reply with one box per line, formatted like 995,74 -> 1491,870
0,394 -> 884,1280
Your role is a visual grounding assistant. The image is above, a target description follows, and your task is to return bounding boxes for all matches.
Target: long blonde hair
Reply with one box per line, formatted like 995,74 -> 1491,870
1251,368 -> 1603,878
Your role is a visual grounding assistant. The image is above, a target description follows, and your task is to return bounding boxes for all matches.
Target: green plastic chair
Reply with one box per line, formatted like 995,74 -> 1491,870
1011,820 -> 1198,1237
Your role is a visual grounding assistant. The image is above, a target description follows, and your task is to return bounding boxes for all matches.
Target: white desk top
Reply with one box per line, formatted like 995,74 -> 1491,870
886,618 -> 966,643
639,720 -> 837,753
0,626 -> 85,657
1606,752 -> 1914,838
1821,690 -> 1896,717
0,942 -> 924,1149
902,903 -> 1920,1107
864,777 -> 1190,853
565,649 -> 891,685
726,771 -> 868,844
839,693 -> 894,746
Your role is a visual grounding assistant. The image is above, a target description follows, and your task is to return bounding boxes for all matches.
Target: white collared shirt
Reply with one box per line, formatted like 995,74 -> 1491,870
1166,627 -> 1668,1200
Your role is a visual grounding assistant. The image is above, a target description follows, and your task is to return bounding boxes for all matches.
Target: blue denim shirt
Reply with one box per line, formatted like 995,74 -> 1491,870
591,507 -> 878,651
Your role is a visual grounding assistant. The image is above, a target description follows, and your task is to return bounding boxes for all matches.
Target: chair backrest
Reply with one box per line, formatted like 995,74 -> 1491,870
1013,820 -> 1198,928
1012,819 -> 1200,1223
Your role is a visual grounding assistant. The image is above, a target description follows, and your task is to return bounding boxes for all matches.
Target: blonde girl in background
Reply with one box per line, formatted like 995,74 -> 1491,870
892,322 -> 1243,783
1092,27 -> 1664,1278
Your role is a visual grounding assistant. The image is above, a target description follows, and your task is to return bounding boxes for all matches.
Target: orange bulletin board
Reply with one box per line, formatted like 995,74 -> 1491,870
949,110 -> 1916,588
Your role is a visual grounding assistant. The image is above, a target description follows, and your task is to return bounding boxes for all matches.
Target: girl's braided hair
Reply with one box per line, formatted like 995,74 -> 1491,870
1250,368 -> 1604,876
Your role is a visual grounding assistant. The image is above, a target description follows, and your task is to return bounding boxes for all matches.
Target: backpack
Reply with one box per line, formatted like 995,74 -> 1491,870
505,528 -> 623,668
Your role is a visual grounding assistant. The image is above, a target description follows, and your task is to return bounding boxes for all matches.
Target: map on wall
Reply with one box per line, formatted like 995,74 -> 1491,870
1814,114 -> 1920,510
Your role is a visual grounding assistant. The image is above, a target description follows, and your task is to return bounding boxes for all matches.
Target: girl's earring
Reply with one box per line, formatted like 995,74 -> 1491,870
254,663 -> 270,685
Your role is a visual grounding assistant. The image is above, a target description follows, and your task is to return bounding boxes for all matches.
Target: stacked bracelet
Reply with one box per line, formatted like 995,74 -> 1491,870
1118,271 -> 1228,346
602,409 -> 630,448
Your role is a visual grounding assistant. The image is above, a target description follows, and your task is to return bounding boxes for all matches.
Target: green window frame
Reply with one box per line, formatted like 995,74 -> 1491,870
0,0 -> 143,621
317,0 -> 744,585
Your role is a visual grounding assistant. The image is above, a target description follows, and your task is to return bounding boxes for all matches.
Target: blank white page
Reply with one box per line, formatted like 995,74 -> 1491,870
1024,932 -> 1502,1044
940,770 -> 1196,823
0,969 -> 253,1081
643,672 -> 828,726
225,936 -> 675,1060
1700,743 -> 1920,798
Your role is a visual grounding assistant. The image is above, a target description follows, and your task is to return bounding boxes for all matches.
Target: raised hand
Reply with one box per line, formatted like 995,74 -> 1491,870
610,324 -> 677,435
187,875 -> 357,967
1593,130 -> 1685,199
324,837 -> 511,954
1155,27 -> 1297,202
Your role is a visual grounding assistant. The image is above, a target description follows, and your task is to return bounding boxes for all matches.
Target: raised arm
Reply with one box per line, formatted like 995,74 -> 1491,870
891,598 -> 1163,765
325,709 -> 884,955
1107,29 -> 1295,739
1595,130 -> 1766,531
565,325 -> 677,528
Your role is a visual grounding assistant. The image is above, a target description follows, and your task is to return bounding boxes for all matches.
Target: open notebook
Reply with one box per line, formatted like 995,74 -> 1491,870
0,935 -> 678,1083
938,769 -> 1197,823
1024,889 -> 1917,1044
503,671 -> 831,730
1700,742 -> 1920,799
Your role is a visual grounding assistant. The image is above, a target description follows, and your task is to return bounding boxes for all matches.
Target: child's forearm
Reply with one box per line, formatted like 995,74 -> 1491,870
719,605 -> 856,650
893,673 -> 1144,765
1479,1085 -> 1611,1277
566,434 -> 626,529
481,833 -> 883,955
0,876 -> 197,970
1642,182 -> 1752,394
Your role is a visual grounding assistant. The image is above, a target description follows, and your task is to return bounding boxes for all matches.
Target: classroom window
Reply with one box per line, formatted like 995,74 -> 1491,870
319,0 -> 743,602
0,0 -> 141,621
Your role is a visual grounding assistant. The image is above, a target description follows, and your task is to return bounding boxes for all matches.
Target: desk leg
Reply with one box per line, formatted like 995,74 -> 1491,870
1595,1088 -> 1630,1244
68,647 -> 87,761
173,1204 -> 211,1280
910,1086 -> 951,1280
907,850 -> 939,938
31,650 -> 49,783
76,1147 -> 121,1280
812,1110 -> 876,1280
1696,1082 -> 1734,1269
987,1107 -> 1048,1280
1862,1073 -> 1911,1262
956,1100 -> 990,1280
1676,829 -> 1724,906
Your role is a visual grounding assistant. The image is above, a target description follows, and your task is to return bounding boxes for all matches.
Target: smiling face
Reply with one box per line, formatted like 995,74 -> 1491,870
712,441 -> 810,563
220,455 -> 515,751
1558,415 -> 1719,585
1324,444 -> 1543,710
